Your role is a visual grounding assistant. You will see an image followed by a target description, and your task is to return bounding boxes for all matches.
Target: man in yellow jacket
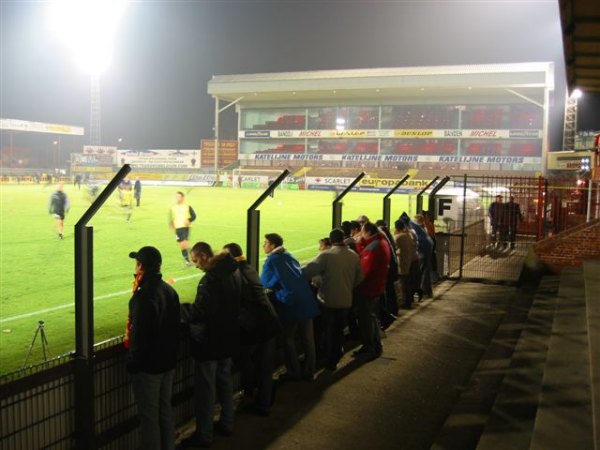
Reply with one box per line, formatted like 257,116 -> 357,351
169,191 -> 196,266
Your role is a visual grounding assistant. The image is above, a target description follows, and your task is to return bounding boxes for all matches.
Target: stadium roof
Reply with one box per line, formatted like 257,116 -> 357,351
208,62 -> 554,106
560,0 -> 600,94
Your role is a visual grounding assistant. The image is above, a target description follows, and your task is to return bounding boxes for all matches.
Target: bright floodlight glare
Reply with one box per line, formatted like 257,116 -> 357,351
47,0 -> 127,76
571,88 -> 583,99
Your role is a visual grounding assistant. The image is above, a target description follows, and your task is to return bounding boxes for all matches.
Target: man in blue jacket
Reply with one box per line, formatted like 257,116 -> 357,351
261,233 -> 319,382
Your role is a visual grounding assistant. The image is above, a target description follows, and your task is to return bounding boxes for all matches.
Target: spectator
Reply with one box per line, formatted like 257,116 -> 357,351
488,194 -> 505,248
318,237 -> 332,252
393,220 -> 420,309
303,229 -> 364,370
343,220 -> 362,337
504,196 -> 523,249
344,220 -> 362,252
223,242 -> 281,417
134,177 -> 142,207
48,183 -> 70,240
411,214 -> 434,299
180,242 -> 242,448
261,233 -> 319,382
125,246 -> 180,450
421,211 -> 439,282
354,222 -> 390,360
168,191 -> 196,266
376,219 -> 400,325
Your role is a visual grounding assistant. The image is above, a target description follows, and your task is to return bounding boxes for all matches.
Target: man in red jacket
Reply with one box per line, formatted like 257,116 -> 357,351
354,222 -> 391,360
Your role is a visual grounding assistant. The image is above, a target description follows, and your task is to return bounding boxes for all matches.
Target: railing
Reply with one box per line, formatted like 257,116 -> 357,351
2,173 -> 596,449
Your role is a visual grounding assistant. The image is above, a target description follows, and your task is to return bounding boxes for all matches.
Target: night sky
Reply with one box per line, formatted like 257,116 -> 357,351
1,0 -> 597,153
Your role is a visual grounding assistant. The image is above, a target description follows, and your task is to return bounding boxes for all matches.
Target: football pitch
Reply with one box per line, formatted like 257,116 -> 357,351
0,183 -> 412,374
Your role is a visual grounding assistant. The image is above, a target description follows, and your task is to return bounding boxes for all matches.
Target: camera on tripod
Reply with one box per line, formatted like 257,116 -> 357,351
23,320 -> 49,368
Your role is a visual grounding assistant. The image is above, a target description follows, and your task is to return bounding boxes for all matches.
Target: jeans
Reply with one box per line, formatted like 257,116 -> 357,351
321,307 -> 348,367
356,296 -> 382,354
130,370 -> 175,450
282,319 -> 316,379
194,359 -> 234,441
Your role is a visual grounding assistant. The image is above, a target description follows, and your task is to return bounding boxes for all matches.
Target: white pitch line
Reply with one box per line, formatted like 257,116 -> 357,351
0,246 -> 318,325
0,272 -> 201,325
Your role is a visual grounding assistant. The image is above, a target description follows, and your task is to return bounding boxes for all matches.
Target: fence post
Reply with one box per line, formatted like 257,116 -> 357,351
332,172 -> 366,229
74,165 -> 131,450
246,170 -> 290,271
382,174 -> 410,226
458,174 -> 467,279
416,176 -> 439,214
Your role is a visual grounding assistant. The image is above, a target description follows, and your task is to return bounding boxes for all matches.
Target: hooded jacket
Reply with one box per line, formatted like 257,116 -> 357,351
181,253 -> 242,361
127,272 -> 180,374
260,247 -> 319,323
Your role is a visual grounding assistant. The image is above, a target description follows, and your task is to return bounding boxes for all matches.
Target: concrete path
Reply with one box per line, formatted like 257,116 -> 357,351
179,280 -> 517,450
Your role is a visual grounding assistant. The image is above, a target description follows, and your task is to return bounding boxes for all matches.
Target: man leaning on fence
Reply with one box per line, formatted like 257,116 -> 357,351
125,246 -> 181,450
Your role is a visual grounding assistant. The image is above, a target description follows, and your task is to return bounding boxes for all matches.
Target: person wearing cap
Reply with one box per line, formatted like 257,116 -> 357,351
180,242 -> 242,448
302,228 -> 364,370
125,246 -> 180,450
169,191 -> 197,266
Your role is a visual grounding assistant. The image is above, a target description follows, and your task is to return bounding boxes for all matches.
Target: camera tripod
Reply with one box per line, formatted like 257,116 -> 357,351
23,320 -> 49,367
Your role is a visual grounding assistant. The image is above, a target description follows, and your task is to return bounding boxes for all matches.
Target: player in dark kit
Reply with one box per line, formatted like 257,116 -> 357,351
48,183 -> 70,239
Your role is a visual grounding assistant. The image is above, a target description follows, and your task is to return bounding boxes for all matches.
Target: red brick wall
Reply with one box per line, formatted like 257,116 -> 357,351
533,219 -> 600,271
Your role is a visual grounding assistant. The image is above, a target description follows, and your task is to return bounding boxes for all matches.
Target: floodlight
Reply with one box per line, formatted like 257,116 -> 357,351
571,88 -> 583,99
47,0 -> 127,76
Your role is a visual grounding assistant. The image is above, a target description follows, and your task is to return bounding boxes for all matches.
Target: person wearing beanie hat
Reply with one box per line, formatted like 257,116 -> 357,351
125,246 -> 180,450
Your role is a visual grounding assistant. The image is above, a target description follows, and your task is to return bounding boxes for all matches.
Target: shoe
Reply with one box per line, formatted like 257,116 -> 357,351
241,402 -> 270,417
180,433 -> 213,448
369,349 -> 383,361
352,346 -> 372,357
185,261 -> 192,267
278,373 -> 301,382
213,421 -> 233,437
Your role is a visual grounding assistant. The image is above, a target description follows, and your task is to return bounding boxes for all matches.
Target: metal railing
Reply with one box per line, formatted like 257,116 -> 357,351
2,173 -> 597,449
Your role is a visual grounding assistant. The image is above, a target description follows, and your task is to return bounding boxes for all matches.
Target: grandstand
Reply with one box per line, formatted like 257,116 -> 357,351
208,63 -> 553,176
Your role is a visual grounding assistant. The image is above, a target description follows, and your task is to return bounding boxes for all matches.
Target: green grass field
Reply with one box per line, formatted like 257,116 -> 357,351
0,183 -> 412,374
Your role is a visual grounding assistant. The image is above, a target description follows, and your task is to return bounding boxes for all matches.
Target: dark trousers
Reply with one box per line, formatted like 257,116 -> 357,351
356,296 -> 382,353
238,338 -> 275,412
321,307 -> 348,367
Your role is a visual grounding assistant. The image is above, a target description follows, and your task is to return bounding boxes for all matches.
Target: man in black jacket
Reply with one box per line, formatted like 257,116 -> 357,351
224,242 -> 281,417
126,246 -> 180,450
180,242 -> 242,448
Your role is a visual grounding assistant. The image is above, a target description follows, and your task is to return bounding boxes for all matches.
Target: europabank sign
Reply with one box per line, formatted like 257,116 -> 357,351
200,140 -> 238,167
117,149 -> 200,169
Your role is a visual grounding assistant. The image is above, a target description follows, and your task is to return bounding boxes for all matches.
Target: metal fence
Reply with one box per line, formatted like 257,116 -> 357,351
0,337 -> 198,450
1,174 -> 598,449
